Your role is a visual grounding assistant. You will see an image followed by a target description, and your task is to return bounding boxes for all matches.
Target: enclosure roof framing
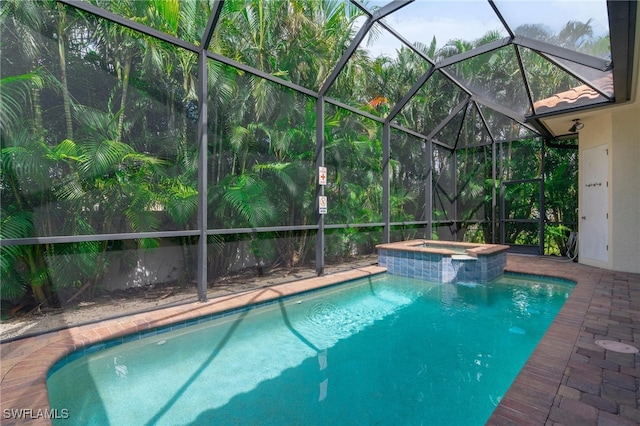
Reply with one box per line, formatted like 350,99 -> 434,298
55,0 -> 636,142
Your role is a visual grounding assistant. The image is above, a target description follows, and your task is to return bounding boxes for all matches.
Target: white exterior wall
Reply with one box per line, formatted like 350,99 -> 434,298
576,94 -> 640,274
574,4 -> 640,274
102,245 -> 185,291
577,114 -> 613,270
611,107 -> 640,273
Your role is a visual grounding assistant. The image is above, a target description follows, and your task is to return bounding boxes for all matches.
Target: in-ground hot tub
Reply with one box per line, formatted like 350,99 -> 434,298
376,240 -> 509,283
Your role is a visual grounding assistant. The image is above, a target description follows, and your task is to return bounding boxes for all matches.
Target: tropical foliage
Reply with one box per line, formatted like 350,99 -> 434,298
0,0 -> 593,310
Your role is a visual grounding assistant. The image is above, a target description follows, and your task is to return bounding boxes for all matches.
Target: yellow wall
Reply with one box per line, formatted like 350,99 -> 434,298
575,5 -> 640,274
611,106 -> 640,273
577,102 -> 640,273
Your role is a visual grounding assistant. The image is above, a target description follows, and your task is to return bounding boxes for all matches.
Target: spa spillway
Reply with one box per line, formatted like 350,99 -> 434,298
376,240 -> 509,283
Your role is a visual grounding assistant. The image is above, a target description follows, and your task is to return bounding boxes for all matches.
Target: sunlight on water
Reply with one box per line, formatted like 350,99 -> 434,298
48,274 -> 572,425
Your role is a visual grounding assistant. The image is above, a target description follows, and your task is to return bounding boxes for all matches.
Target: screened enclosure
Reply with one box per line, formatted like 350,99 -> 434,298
0,0 -> 636,325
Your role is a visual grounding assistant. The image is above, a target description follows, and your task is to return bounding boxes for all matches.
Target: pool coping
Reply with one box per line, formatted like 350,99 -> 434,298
375,239 -> 510,256
1,256 -> 639,425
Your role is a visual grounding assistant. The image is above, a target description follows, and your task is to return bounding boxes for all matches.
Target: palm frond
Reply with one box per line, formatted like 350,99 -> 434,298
250,75 -> 277,121
47,139 -> 80,162
164,181 -> 198,226
223,174 -> 275,227
30,266 -> 51,290
2,128 -> 54,185
123,152 -> 169,167
231,125 -> 251,153
72,104 -> 119,142
0,254 -> 28,299
124,185 -> 162,232
0,210 -> 34,239
0,72 -> 44,134
46,241 -> 102,290
253,162 -> 302,197
79,139 -> 134,177
54,173 -> 85,202
177,0 -> 198,42
138,238 -> 160,250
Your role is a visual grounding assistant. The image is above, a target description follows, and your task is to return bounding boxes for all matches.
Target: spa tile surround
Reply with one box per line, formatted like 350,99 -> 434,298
377,240 -> 509,282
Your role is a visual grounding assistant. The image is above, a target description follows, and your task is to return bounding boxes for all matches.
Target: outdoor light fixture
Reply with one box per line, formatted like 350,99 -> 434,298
569,119 -> 584,133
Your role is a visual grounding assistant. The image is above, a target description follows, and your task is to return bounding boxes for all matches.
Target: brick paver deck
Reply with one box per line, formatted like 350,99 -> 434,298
1,255 -> 639,425
487,255 -> 640,426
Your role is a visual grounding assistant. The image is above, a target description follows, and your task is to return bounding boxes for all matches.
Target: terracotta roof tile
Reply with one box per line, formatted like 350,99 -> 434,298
533,74 -> 613,113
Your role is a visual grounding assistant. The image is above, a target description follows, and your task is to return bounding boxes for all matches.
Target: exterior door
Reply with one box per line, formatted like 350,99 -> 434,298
580,145 -> 608,262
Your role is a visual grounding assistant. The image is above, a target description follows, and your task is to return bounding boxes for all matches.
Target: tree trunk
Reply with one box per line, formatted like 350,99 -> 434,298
56,5 -> 73,140
117,57 -> 131,142
27,249 -> 49,306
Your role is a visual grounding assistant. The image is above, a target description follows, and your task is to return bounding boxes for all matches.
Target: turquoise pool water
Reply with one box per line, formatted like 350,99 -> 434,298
48,273 -> 573,425
419,242 -> 468,254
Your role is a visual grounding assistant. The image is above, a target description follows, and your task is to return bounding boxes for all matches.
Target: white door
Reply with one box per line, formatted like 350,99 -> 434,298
580,145 -> 608,262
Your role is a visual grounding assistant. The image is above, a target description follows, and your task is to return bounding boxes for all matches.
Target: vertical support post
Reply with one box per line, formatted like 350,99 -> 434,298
498,141 -> 504,244
382,123 -> 391,243
452,149 -> 458,240
539,140 -> 546,255
426,139 -> 433,239
315,98 -> 325,276
491,140 -> 497,243
500,181 -> 505,245
197,52 -> 208,302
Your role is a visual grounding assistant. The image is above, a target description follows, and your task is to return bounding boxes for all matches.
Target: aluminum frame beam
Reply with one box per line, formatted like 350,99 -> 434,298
196,52 -> 209,302
6,0 -> 621,273
382,123 -> 391,243
58,0 -> 199,53
200,0 -> 225,48
608,0 -> 638,103
316,98 -> 326,275
513,36 -> 611,71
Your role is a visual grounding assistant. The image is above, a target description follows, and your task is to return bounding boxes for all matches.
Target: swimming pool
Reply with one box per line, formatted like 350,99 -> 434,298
47,273 -> 573,425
